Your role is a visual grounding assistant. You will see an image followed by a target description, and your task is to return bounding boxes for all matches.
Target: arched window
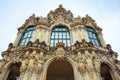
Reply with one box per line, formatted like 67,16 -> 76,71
86,27 -> 101,46
18,26 -> 35,46
50,26 -> 71,46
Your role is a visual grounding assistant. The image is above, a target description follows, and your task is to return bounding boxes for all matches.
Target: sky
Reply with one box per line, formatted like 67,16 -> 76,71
0,0 -> 120,59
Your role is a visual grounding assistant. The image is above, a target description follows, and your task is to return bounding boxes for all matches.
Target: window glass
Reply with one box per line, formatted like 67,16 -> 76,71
50,26 -> 71,46
86,27 -> 101,46
18,26 -> 35,46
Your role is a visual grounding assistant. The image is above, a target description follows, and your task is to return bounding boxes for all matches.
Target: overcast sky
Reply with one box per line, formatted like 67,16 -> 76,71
0,0 -> 120,59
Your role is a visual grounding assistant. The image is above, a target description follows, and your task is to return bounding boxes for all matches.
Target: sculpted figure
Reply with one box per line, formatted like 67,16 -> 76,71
85,55 -> 94,73
7,43 -> 13,51
34,52 -> 44,74
27,51 -> 36,72
85,54 -> 95,80
35,59 -> 44,74
81,39 -> 89,47
77,57 -> 86,74
106,44 -> 113,54
19,58 -> 28,80
20,59 -> 29,72
93,57 -> 100,73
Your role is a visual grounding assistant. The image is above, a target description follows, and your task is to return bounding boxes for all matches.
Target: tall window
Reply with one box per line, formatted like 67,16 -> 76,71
50,26 -> 71,46
86,27 -> 101,46
18,26 -> 35,46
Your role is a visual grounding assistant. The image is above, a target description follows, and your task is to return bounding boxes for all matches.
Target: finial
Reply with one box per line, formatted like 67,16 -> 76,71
59,4 -> 63,8
86,14 -> 89,17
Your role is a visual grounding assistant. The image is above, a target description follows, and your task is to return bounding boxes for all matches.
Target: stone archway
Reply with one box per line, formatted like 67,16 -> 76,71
7,62 -> 21,80
100,63 -> 113,80
46,59 -> 74,80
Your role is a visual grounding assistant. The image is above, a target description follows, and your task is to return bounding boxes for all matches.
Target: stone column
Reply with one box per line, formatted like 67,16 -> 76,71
44,29 -> 50,45
71,28 -> 78,45
85,51 -> 96,80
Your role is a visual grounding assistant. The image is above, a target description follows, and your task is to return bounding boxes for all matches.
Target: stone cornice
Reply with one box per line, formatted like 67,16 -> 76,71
2,39 -> 117,62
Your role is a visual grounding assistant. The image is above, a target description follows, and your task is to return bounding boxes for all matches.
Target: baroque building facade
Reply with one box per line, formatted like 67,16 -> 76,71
0,5 -> 120,80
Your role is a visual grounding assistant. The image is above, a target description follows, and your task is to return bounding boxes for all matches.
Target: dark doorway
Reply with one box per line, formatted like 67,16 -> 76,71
7,62 -> 21,80
46,60 -> 74,80
100,63 -> 113,80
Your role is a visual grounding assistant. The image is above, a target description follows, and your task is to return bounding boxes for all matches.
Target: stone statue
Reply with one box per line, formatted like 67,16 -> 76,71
81,39 -> 89,47
7,43 -> 13,51
33,39 -> 40,47
106,44 -> 113,54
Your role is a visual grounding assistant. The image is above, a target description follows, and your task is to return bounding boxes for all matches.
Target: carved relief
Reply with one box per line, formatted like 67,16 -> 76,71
47,4 -> 73,24
19,58 -> 28,80
27,51 -> 36,73
34,52 -> 44,74
0,5 -> 120,80
77,57 -> 86,74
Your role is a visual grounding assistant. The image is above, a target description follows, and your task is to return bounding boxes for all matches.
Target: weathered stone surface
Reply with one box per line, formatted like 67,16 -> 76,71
0,4 -> 120,80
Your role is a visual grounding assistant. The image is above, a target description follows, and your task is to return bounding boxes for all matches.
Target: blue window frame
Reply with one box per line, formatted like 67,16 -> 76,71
18,26 -> 35,46
50,26 -> 71,46
86,27 -> 101,46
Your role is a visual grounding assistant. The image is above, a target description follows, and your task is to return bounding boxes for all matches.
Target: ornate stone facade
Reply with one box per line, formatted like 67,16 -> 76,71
0,5 -> 120,80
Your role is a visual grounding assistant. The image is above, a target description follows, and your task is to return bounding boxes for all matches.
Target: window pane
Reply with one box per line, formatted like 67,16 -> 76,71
55,35 -> 58,38
89,32 -> 93,38
50,40 -> 54,46
59,39 -> 62,42
20,39 -> 25,45
59,28 -> 62,31
93,34 -> 97,39
55,40 -> 58,45
23,33 -> 28,38
95,40 -> 100,46
51,35 -> 54,38
67,35 -> 70,38
92,39 -> 95,45
52,32 -> 54,36
63,32 -> 66,36
59,32 -> 62,36
66,33 -> 69,36
55,33 -> 58,36
63,35 -> 66,38
59,35 -> 62,38
27,31 -> 32,37
25,38 -> 29,45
